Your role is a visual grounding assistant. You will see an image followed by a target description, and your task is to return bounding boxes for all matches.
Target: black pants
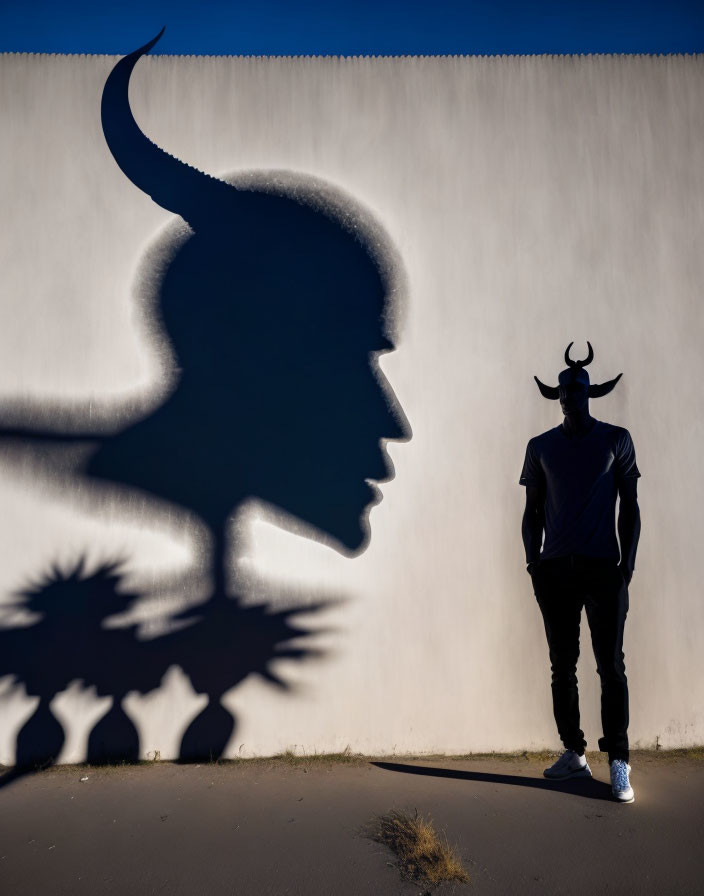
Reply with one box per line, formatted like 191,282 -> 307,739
531,555 -> 630,763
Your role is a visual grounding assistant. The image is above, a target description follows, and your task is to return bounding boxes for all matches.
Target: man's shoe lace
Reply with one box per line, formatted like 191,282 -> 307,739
611,759 -> 630,790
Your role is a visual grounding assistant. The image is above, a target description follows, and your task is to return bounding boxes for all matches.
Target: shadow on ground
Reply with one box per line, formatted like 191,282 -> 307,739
372,761 -> 614,802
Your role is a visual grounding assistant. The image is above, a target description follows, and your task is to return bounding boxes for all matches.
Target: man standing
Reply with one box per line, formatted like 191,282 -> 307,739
520,343 -> 641,803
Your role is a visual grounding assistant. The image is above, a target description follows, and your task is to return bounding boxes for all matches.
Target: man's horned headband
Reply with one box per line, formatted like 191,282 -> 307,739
534,342 -> 622,400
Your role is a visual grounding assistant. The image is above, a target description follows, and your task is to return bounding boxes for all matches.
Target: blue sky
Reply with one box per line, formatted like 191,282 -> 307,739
1,0 -> 703,55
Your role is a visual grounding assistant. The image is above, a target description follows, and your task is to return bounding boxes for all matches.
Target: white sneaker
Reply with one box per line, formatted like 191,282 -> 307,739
610,760 -> 634,803
543,750 -> 592,780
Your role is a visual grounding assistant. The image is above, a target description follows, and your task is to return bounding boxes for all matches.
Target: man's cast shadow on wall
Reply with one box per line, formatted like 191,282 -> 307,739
0,33 -> 411,783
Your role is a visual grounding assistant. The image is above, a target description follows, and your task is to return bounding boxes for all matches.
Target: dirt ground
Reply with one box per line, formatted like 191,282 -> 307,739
0,752 -> 702,895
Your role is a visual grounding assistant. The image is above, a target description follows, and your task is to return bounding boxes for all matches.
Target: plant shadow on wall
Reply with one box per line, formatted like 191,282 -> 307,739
0,31 -> 410,785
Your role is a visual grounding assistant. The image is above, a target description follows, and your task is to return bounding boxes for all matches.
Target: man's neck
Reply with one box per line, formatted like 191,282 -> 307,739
562,408 -> 596,438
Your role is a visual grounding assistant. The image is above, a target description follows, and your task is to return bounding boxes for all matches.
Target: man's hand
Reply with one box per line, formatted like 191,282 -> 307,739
522,486 -> 546,575
527,560 -> 541,577
619,563 -> 633,586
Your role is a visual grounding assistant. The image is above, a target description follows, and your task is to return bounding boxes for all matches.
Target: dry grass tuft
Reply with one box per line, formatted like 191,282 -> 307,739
274,745 -> 364,766
365,808 -> 469,890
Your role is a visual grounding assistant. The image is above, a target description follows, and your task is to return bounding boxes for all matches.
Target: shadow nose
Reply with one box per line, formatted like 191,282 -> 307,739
380,379 -> 412,443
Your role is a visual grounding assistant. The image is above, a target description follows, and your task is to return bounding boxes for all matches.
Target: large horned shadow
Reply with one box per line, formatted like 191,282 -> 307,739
0,31 -> 410,778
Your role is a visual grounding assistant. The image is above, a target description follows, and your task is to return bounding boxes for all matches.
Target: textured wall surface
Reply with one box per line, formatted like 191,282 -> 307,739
1,52 -> 703,763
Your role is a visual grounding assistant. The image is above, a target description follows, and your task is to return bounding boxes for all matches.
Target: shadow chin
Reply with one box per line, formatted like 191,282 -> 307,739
332,517 -> 372,558
291,509 -> 371,558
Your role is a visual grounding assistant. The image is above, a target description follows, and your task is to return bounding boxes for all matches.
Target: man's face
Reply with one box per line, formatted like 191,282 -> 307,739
558,372 -> 590,416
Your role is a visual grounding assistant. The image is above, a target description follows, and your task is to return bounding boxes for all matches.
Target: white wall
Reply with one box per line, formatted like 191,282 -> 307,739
1,51 -> 703,762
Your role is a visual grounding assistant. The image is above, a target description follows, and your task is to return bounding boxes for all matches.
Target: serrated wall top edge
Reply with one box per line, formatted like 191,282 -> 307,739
1,51 -> 703,60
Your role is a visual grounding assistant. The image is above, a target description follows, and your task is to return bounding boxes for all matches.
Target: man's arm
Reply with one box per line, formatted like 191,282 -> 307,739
617,477 -> 641,585
522,484 -> 545,569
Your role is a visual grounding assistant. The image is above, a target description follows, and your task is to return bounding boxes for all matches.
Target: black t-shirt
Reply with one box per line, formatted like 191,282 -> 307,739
519,420 -> 640,560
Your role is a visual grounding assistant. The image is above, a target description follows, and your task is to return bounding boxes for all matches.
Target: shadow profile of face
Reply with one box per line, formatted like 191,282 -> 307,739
93,33 -> 411,556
